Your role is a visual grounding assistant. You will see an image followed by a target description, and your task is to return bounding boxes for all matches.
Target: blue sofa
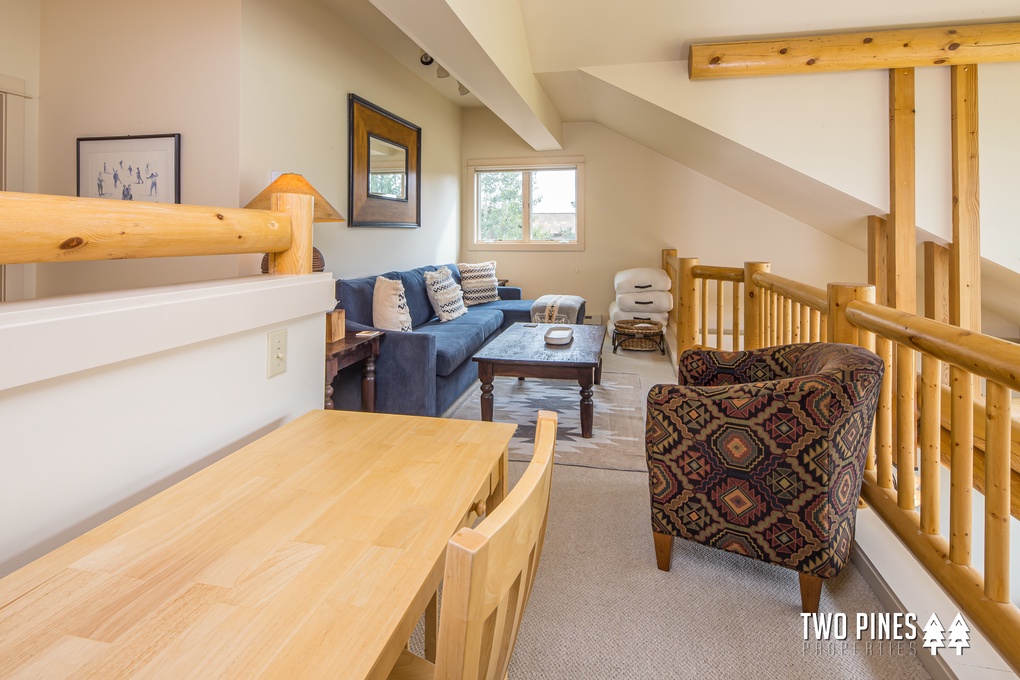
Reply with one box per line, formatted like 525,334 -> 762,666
331,264 -> 584,417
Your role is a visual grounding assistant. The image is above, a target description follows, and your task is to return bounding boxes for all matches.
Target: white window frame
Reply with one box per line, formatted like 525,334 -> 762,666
466,156 -> 585,251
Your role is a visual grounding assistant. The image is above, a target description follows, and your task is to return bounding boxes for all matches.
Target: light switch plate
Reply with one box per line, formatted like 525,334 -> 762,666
268,329 -> 287,377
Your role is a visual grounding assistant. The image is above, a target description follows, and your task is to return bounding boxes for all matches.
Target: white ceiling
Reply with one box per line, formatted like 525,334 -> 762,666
321,0 -> 1020,111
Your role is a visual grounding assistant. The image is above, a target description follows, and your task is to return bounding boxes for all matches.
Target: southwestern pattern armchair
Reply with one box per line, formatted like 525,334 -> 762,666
645,343 -> 884,612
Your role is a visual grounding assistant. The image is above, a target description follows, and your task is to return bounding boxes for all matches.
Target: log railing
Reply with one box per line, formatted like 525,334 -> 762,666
662,250 -> 1020,674
751,270 -> 829,348
0,190 -> 314,274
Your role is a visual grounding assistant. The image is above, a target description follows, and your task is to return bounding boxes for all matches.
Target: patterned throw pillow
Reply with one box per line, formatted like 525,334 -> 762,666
457,261 -> 500,306
373,276 -> 413,331
423,266 -> 467,322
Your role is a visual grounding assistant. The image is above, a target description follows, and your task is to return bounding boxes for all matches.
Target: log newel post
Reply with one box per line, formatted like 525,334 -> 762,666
743,262 -> 770,350
679,258 -> 698,353
267,193 -> 314,275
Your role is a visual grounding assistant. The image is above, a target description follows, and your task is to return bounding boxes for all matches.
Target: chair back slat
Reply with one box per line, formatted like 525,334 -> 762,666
435,411 -> 557,680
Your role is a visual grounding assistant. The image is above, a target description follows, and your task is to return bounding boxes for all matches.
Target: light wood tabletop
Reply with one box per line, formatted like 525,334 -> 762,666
0,410 -> 516,679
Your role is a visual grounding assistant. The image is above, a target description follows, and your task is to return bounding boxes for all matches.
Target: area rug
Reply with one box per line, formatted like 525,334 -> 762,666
447,372 -> 647,472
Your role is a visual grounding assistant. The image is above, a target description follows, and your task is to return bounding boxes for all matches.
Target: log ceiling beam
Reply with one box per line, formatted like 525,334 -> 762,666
689,21 -> 1020,79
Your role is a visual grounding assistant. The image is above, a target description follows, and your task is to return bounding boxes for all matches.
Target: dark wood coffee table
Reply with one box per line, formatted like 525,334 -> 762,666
472,323 -> 606,438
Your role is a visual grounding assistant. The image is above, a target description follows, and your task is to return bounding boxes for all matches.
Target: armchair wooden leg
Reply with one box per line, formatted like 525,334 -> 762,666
799,573 -> 823,613
653,531 -> 673,571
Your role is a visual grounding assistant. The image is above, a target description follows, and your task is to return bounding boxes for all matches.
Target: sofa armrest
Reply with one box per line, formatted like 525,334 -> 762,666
677,344 -> 811,386
336,321 -> 439,417
498,286 -> 522,300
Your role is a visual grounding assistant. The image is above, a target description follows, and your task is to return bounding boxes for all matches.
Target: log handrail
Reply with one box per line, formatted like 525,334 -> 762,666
845,299 -> 1020,392
0,191 -> 311,274
691,264 -> 743,282
752,270 -> 828,313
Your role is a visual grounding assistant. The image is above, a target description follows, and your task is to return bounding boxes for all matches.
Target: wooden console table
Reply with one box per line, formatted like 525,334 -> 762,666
325,331 -> 383,410
0,410 -> 515,679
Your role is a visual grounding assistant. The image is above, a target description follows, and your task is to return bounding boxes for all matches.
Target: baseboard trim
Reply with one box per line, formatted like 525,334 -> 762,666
851,544 -> 956,680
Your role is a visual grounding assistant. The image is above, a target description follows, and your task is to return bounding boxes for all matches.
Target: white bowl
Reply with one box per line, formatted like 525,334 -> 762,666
544,326 -> 574,345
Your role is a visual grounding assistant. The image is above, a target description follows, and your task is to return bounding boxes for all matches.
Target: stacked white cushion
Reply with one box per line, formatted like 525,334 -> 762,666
614,267 -> 671,294
616,290 -> 673,313
609,300 -> 669,326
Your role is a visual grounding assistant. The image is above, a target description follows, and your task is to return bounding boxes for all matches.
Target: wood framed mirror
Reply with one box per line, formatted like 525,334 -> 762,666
348,94 -> 421,228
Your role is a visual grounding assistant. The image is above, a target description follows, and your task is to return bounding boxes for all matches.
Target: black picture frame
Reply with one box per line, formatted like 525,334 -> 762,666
348,95 -> 421,228
77,133 -> 181,204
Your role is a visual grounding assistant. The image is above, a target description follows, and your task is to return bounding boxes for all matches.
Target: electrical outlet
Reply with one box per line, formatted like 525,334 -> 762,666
268,329 -> 287,377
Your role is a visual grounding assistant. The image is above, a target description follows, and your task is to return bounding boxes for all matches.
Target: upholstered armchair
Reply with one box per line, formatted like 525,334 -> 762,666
645,343 -> 884,612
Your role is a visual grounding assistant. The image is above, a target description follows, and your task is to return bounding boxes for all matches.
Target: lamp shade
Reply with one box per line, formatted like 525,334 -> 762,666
244,173 -> 344,222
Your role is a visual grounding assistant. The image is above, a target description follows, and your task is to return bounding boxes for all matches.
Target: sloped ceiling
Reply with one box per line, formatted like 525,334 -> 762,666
318,0 -> 1020,330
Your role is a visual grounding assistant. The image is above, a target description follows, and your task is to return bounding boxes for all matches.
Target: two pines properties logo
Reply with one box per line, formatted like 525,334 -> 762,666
801,611 -> 971,657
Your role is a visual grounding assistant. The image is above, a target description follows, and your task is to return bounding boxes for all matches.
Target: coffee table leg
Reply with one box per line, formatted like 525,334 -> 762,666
579,378 -> 594,438
479,363 -> 494,421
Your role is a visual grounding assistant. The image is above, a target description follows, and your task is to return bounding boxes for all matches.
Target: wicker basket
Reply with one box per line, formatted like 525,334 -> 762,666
612,319 -> 665,354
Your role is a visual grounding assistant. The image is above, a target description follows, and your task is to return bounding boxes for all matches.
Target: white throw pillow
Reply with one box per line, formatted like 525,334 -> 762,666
423,266 -> 467,322
373,276 -> 413,332
457,261 -> 500,306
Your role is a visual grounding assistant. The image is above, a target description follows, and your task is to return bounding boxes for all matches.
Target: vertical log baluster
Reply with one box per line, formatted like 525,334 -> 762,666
985,380 -> 1011,602
949,365 -> 974,564
919,353 -> 942,534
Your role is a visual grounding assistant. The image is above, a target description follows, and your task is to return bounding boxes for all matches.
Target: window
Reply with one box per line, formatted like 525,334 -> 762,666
468,157 -> 584,251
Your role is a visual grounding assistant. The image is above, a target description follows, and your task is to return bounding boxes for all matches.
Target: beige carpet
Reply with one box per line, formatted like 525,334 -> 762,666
503,462 -> 931,679
427,339 -> 931,679
447,372 -> 647,471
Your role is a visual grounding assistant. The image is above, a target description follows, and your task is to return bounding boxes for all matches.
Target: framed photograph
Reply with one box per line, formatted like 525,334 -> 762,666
77,133 -> 181,204
348,94 -> 420,228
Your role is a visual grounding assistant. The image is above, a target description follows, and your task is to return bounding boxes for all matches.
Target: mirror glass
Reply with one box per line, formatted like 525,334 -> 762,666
368,136 -> 407,200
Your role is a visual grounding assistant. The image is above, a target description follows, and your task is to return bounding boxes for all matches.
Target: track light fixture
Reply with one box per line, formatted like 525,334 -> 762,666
436,65 -> 449,79
457,81 -> 470,96
419,51 -> 434,66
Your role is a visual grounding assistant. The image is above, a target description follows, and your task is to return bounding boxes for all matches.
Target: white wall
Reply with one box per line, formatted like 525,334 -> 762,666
240,0 -> 463,280
0,274 -> 336,575
589,59 -> 1020,276
462,111 -> 867,319
0,0 -> 40,194
32,0 -> 244,296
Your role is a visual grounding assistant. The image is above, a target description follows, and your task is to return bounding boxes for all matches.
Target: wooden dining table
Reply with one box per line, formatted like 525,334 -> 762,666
0,410 -> 516,679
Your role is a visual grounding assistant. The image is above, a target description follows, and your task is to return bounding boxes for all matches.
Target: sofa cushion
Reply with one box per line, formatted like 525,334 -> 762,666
336,274 -> 386,326
471,298 -> 534,330
417,308 -> 503,376
386,266 -> 435,328
423,266 -> 468,322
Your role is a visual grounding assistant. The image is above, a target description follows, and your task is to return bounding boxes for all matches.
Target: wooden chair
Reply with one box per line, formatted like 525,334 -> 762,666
388,410 -> 557,680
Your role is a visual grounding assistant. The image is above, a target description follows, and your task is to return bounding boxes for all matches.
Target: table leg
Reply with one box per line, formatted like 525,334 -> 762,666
594,357 -> 603,385
362,356 -> 376,412
579,377 -> 594,438
324,383 -> 334,410
479,363 -> 494,422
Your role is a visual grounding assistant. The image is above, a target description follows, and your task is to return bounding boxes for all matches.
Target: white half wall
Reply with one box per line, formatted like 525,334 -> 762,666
0,274 -> 336,575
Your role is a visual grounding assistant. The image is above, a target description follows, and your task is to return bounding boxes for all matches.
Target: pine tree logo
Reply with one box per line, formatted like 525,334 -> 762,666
922,613 -> 945,655
946,613 -> 971,655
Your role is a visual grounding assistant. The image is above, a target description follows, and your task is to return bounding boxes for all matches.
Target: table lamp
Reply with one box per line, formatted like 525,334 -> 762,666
245,173 -> 344,273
